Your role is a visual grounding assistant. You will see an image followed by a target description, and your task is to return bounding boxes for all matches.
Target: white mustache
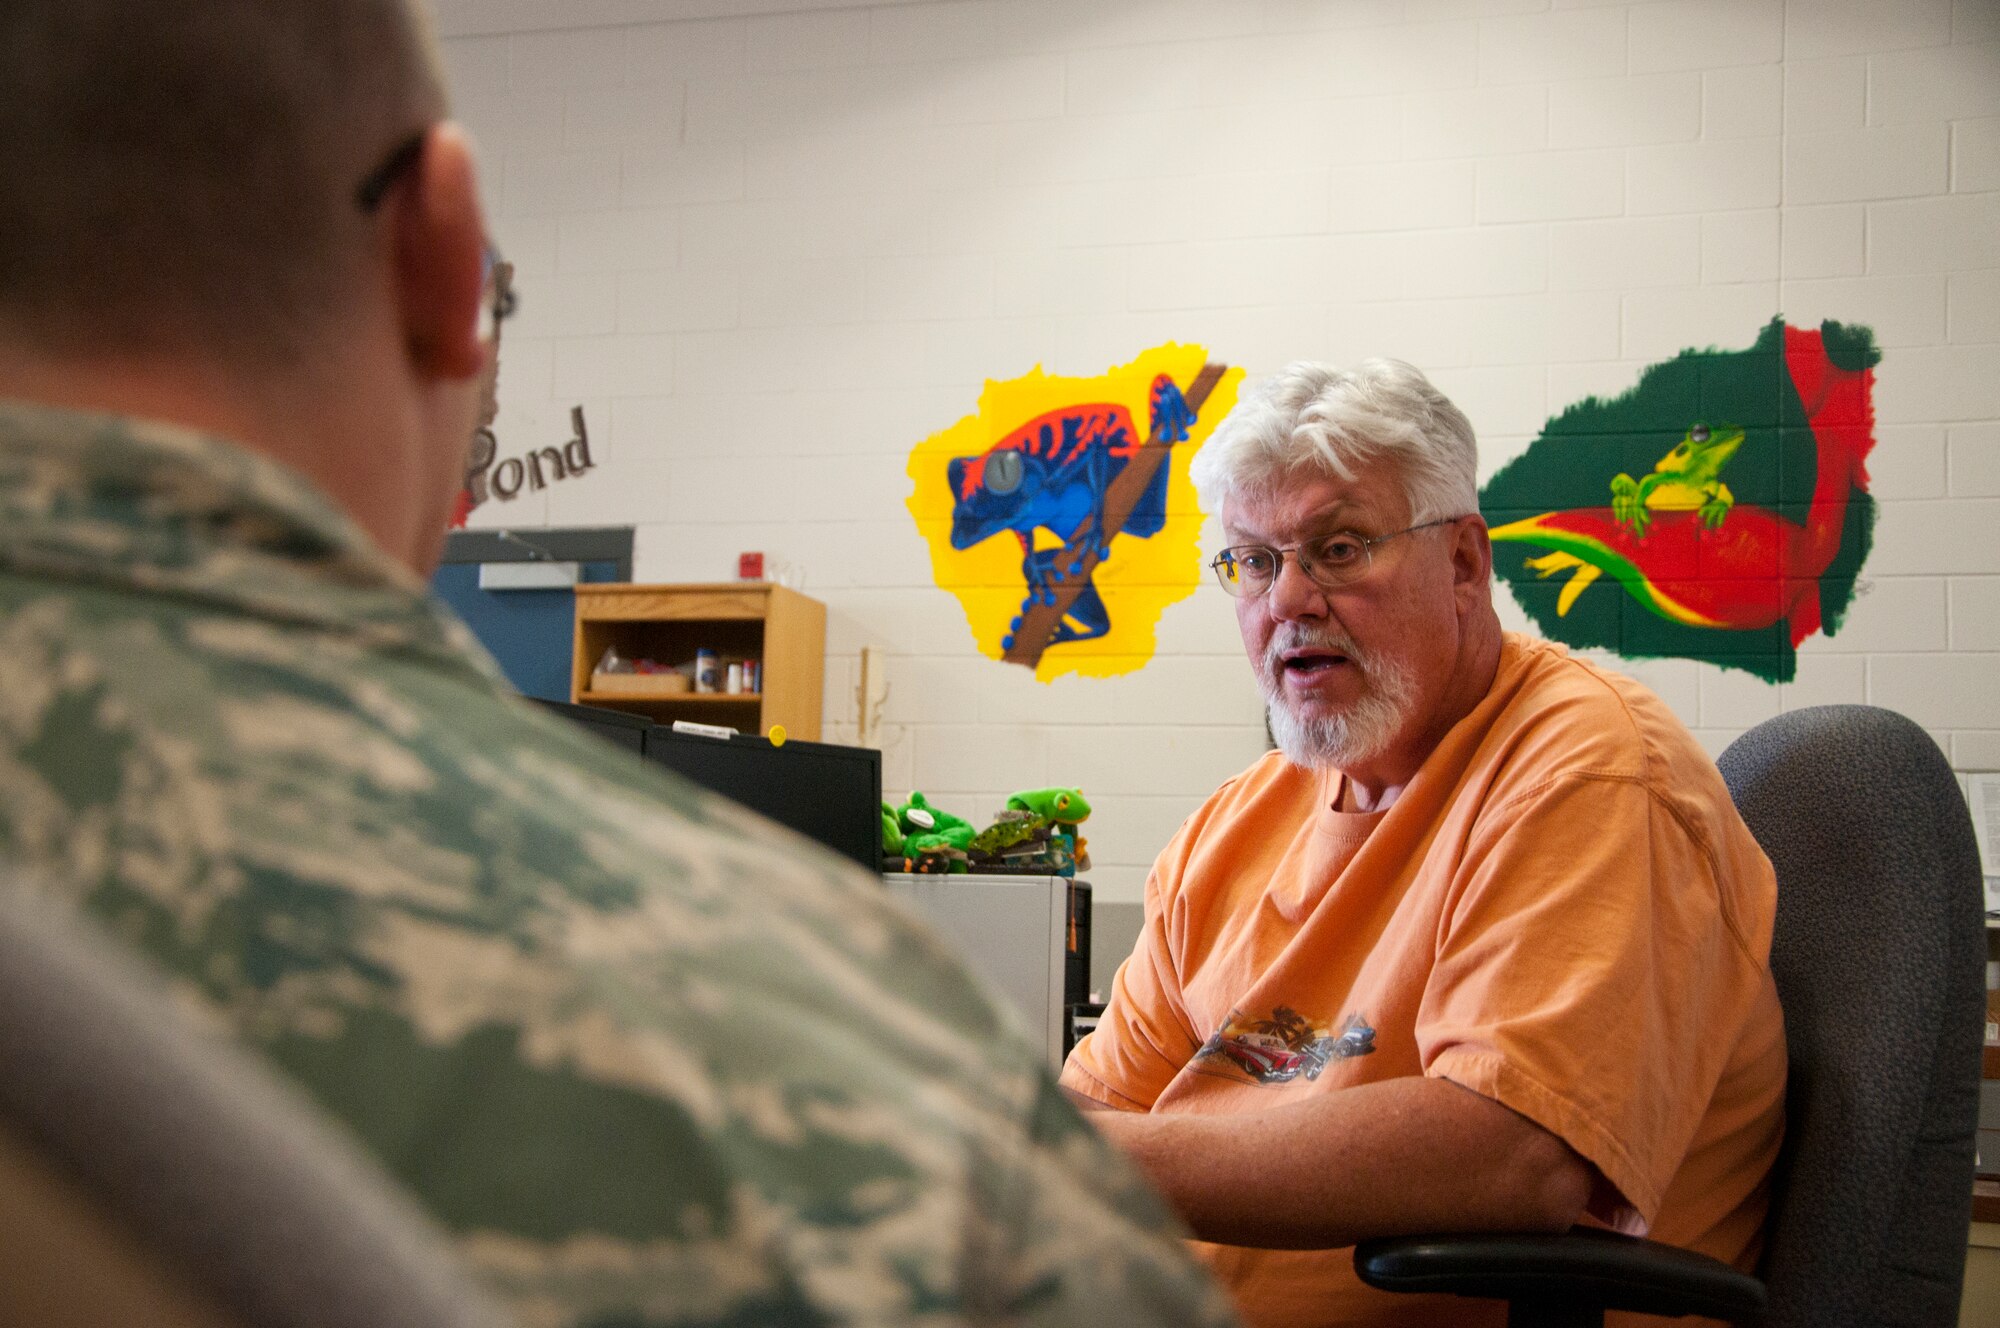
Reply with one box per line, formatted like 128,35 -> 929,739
1262,628 -> 1370,676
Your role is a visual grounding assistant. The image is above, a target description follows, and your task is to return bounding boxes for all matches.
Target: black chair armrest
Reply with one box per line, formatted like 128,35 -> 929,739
1354,1227 -> 1766,1323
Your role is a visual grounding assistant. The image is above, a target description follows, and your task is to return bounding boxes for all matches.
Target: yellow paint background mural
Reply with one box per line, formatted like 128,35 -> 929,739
906,343 -> 1242,683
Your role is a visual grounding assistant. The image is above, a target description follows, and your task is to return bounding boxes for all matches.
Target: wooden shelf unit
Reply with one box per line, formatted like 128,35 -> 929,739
571,583 -> 825,741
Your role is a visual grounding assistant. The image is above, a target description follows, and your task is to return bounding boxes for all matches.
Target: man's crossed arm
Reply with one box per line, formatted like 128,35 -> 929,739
1063,1077 -> 1595,1250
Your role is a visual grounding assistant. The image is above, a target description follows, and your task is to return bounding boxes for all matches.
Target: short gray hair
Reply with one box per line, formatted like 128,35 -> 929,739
0,0 -> 447,366
1190,359 -> 1479,525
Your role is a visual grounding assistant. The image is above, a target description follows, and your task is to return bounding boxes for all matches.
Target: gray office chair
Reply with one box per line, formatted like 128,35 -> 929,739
1355,704 -> 1986,1326
0,878 -> 512,1328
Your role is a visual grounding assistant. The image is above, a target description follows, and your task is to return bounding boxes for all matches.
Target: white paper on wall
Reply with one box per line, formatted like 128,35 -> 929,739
1967,772 -> 2000,891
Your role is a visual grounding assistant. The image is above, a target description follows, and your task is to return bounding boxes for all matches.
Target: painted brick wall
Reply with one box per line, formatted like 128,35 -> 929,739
440,0 -> 2000,906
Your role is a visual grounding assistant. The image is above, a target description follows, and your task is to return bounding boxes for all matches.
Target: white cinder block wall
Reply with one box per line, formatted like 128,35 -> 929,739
439,0 -> 2000,926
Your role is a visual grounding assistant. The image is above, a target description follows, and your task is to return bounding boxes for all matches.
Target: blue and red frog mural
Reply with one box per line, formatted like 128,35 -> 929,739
908,345 -> 1241,681
947,375 -> 1196,654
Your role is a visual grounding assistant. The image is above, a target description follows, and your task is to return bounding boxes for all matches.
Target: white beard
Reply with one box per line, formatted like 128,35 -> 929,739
1259,631 -> 1420,772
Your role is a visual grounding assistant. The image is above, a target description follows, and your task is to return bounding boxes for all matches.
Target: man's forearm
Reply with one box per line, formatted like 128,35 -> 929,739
1061,1083 -> 1113,1112
1084,1075 -> 1593,1249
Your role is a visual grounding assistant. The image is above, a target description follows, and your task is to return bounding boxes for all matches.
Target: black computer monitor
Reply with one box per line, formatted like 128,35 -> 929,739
643,728 -> 882,874
527,697 -> 650,753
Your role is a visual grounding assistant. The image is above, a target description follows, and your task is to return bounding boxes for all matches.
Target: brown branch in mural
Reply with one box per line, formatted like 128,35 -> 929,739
1001,361 -> 1227,670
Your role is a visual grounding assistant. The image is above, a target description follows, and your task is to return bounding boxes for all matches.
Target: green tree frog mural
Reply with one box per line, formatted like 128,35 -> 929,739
1482,318 -> 1880,683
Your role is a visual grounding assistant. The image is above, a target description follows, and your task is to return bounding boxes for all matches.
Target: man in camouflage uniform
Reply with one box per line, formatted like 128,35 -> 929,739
0,3 -> 1238,1325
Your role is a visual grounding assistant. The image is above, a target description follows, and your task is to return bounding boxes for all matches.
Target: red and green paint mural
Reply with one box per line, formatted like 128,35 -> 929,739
1481,318 -> 1879,683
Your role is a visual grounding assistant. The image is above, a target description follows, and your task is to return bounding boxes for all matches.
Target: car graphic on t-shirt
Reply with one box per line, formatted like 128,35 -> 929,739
1216,1032 -> 1308,1079
1200,1011 -> 1376,1084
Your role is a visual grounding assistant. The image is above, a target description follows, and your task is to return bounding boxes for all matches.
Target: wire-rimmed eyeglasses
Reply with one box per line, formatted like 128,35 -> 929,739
354,129 -> 517,336
1209,517 -> 1465,598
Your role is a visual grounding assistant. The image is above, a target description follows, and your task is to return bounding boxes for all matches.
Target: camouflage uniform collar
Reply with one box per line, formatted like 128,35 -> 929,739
0,398 -> 500,678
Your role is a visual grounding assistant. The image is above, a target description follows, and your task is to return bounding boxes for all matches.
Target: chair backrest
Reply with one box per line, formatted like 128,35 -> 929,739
0,877 -> 513,1328
1717,706 -> 1985,1328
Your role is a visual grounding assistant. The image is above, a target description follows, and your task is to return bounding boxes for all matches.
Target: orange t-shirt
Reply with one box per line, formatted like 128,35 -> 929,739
1061,634 -> 1786,1328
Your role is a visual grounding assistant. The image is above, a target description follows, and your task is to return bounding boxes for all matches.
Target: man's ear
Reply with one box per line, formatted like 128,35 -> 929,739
1450,514 -> 1493,596
393,123 -> 487,382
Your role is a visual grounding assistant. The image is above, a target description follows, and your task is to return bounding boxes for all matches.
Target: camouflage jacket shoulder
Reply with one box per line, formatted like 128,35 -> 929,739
0,401 -> 1236,1328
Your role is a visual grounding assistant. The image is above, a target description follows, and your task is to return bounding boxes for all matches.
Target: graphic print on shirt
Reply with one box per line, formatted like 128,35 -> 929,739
1196,1006 -> 1376,1085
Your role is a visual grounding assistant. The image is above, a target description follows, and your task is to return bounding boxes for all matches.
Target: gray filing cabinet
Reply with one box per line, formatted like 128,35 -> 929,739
884,873 -> 1078,1070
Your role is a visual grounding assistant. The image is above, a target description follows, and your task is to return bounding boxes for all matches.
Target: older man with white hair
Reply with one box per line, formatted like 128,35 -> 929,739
1060,360 -> 1788,1328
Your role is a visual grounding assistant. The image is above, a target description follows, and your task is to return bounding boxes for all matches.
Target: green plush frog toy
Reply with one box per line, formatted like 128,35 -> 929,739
896,791 -> 976,852
1005,787 -> 1091,825
1610,421 -> 1745,538
1006,787 -> 1092,870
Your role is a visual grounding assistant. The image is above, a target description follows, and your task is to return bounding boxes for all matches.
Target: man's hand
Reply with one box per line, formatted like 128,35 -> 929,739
1076,1075 -> 1594,1250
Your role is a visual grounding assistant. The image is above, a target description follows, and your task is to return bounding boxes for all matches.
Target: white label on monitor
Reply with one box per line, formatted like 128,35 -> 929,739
477,561 -> 580,590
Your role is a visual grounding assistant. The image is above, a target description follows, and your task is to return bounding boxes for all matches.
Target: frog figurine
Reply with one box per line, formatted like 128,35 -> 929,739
968,810 -> 1051,859
1609,421 -> 1746,538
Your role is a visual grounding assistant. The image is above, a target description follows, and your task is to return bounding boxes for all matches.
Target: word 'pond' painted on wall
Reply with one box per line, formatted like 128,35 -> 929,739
453,406 -> 597,528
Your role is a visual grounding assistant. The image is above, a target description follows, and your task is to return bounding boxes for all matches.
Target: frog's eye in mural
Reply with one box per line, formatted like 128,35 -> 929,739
983,449 -> 1024,496
1482,318 -> 1879,685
